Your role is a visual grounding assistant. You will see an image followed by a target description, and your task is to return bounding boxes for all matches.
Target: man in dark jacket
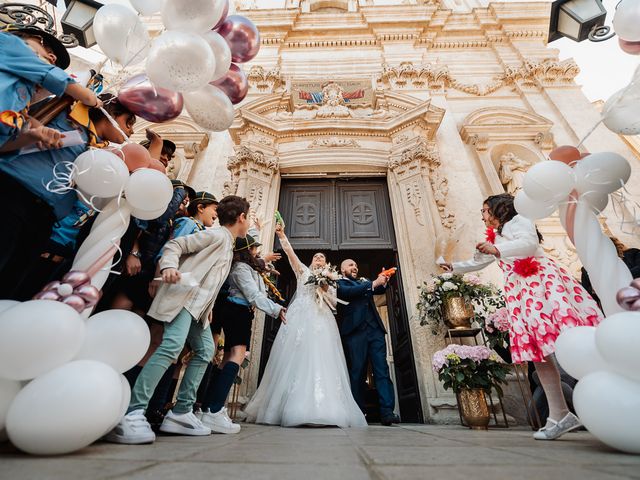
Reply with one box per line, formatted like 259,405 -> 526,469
337,259 -> 399,426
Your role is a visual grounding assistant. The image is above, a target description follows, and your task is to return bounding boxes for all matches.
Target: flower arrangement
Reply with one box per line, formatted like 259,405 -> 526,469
417,273 -> 504,335
432,344 -> 510,395
481,307 -> 510,350
305,263 -> 341,288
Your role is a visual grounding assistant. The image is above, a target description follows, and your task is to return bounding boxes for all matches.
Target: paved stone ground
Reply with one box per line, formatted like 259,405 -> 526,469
1,424 -> 640,480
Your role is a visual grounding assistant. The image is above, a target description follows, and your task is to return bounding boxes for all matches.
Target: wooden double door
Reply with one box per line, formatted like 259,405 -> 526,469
259,178 -> 423,423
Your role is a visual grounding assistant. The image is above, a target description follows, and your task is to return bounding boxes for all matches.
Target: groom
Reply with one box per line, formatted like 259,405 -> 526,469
337,259 -> 400,426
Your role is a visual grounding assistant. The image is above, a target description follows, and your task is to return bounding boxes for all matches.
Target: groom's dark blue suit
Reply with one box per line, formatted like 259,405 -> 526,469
337,277 -> 395,419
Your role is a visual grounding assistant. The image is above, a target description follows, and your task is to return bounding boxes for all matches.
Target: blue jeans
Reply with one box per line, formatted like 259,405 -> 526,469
129,308 -> 214,414
342,322 -> 395,417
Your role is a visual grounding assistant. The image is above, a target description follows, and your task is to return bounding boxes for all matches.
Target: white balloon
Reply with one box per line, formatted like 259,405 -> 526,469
125,169 -> 173,213
105,374 -> 132,434
513,190 -> 557,221
0,378 -> 21,438
162,0 -> 227,33
579,191 -> 608,215
94,4 -> 150,65
574,371 -> 640,454
202,31 -> 232,82
6,360 -> 122,455
613,0 -> 640,41
131,204 -> 168,221
595,312 -> 640,382
555,326 -> 608,380
523,160 -> 575,203
575,152 -> 631,195
0,301 -> 85,381
184,84 -> 235,132
75,310 -> 150,373
74,149 -> 130,199
146,31 -> 216,92
130,0 -> 164,16
0,299 -> 18,315
602,86 -> 640,136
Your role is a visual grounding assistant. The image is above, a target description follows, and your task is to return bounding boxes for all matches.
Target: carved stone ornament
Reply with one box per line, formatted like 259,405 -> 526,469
247,66 -> 285,93
227,145 -> 279,173
389,140 -> 455,229
307,137 -> 362,148
378,58 -> 580,95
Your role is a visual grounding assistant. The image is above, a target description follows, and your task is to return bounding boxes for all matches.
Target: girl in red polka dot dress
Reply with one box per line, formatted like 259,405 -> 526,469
441,193 -> 604,440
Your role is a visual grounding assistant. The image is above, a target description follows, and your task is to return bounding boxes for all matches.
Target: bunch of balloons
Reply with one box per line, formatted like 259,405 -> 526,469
515,144 -> 640,452
0,301 -> 150,455
93,0 -> 260,131
515,146 -> 632,315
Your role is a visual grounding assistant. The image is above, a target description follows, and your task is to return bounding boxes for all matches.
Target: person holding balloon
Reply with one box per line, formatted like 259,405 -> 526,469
0,93 -> 136,300
106,195 -> 251,444
440,193 -> 604,440
0,26 -> 102,153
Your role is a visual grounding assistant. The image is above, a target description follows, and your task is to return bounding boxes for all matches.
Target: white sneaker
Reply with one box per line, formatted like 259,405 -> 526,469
159,410 -> 211,436
194,408 -> 203,420
104,409 -> 156,445
533,412 -> 582,440
201,407 -> 241,434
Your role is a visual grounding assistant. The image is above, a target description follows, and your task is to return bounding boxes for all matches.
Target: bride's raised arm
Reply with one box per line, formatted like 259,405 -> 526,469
275,223 -> 305,275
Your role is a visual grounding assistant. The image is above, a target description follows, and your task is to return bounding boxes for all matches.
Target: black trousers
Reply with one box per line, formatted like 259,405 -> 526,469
0,173 -> 56,300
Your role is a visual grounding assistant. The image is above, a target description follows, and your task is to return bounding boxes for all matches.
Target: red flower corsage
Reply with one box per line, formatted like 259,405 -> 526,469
513,257 -> 541,278
485,228 -> 496,244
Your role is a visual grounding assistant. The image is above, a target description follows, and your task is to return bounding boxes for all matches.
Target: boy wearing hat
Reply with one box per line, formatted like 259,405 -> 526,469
173,191 -> 218,237
0,27 -> 101,152
106,195 -> 251,444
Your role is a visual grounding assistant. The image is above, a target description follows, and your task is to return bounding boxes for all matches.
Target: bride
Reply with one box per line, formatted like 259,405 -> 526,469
244,223 -> 367,428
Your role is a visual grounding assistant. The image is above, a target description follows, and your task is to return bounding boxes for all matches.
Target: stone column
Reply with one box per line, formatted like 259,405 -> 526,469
224,145 -> 281,400
387,140 -> 458,422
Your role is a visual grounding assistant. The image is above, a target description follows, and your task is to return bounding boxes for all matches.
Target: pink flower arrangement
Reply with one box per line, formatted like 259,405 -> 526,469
485,307 -> 510,333
432,344 -> 494,372
463,273 -> 482,286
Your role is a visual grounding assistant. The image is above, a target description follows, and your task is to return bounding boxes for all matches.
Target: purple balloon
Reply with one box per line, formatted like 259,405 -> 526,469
118,74 -> 184,123
211,64 -> 248,104
217,15 -> 260,64
213,0 -> 229,30
61,271 -> 91,289
617,286 -> 640,311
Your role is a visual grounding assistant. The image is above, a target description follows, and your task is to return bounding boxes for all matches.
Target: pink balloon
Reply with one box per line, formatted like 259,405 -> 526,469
33,291 -> 61,302
62,295 -> 87,313
210,64 -> 248,104
118,74 -> 184,123
217,15 -> 260,64
619,38 -> 640,55
61,271 -> 91,289
213,0 -> 229,30
75,284 -> 102,308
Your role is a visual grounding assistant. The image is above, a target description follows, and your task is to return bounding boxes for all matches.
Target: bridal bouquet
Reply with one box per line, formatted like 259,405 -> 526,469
305,264 -> 345,313
305,264 -> 341,288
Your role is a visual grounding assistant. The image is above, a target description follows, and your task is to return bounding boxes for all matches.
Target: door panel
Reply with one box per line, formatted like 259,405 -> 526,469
278,182 -> 333,250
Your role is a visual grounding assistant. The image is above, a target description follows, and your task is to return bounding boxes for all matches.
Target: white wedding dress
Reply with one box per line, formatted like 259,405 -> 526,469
244,264 -> 367,428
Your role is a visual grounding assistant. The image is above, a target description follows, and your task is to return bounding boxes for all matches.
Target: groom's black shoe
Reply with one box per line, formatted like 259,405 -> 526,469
381,413 -> 400,426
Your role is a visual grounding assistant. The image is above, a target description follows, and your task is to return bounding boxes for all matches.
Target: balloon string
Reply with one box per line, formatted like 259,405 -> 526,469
85,243 -> 119,278
98,107 -> 130,143
576,119 -> 603,149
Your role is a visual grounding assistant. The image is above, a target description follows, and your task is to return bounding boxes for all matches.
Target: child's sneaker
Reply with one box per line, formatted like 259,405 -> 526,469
201,407 -> 241,434
159,410 -> 211,436
104,409 -> 156,444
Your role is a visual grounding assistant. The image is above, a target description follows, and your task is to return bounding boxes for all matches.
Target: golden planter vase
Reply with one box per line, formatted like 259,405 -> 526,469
458,388 -> 490,430
443,296 -> 474,329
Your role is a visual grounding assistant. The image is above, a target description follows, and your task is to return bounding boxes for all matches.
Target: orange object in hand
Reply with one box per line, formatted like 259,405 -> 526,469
381,267 -> 397,278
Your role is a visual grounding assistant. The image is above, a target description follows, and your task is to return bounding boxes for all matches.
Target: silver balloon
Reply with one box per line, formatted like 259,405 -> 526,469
184,84 -> 235,132
93,4 -> 149,66
162,0 -> 228,34
202,30 -> 232,82
146,31 -> 216,93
